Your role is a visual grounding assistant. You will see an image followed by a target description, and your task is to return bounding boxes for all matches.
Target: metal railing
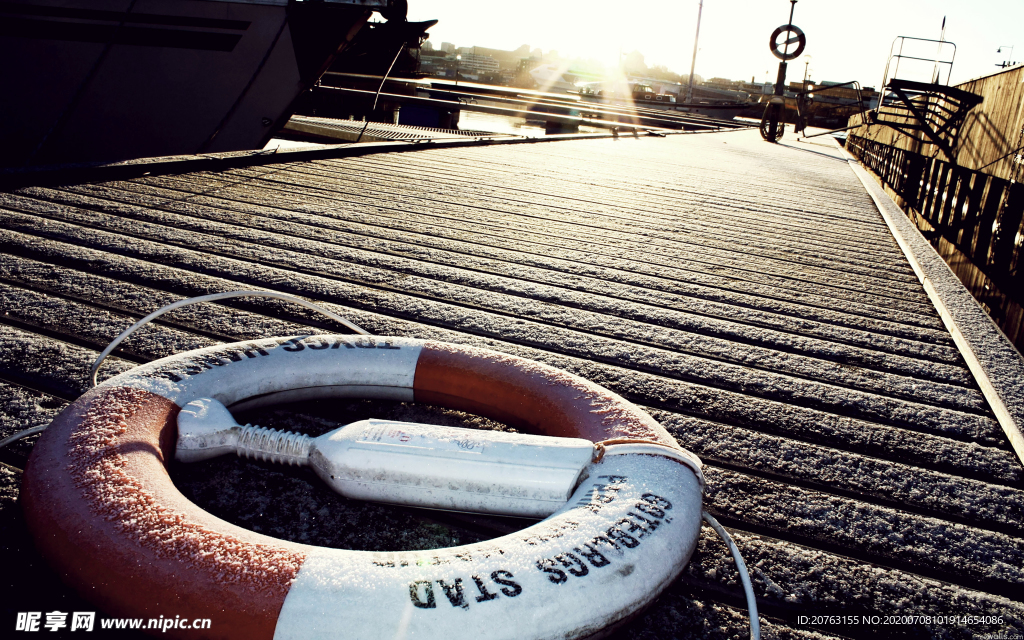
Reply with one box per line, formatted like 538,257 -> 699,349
882,36 -> 957,88
847,134 -> 1023,346
795,81 -> 869,138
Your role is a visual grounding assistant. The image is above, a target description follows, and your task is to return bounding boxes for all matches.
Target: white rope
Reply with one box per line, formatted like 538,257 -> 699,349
702,510 -> 761,640
0,424 -> 48,451
91,290 -> 368,386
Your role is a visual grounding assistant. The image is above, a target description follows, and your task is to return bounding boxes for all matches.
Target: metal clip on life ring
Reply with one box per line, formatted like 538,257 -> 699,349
23,333 -> 709,639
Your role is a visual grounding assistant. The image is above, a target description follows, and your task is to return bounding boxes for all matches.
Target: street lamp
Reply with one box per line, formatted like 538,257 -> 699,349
455,54 -> 462,85
797,54 -> 813,135
996,45 -> 1017,68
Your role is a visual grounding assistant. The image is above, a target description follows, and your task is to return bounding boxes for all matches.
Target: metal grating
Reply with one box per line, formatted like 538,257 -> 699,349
284,115 -> 512,142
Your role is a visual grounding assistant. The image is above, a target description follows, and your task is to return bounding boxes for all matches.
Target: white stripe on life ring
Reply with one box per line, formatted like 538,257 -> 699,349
108,335 -> 424,409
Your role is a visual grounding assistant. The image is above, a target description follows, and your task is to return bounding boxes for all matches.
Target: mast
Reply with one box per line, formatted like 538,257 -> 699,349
932,16 -> 946,83
686,0 -> 703,103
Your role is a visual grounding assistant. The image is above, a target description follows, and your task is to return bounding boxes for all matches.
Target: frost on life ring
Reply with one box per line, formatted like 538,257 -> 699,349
23,336 -> 705,639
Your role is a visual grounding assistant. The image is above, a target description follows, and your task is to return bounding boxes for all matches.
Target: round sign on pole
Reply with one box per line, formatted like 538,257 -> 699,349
769,24 -> 806,61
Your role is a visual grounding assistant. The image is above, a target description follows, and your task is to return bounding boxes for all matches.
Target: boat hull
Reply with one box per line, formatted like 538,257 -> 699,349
0,0 -> 373,167
672,103 -> 750,120
580,95 -> 748,121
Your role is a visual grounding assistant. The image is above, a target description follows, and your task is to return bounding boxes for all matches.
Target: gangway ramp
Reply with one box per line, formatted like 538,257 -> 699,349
1,129 -> 1021,639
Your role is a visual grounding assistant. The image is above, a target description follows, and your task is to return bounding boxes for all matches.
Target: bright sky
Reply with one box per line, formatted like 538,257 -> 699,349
407,0 -> 1024,87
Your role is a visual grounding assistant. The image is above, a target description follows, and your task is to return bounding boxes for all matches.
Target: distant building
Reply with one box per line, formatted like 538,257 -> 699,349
418,42 -> 534,83
738,80 -> 772,95
787,79 -> 875,100
514,57 -> 542,88
460,46 -> 523,71
456,53 -> 500,75
706,77 -> 740,90
417,47 -> 449,76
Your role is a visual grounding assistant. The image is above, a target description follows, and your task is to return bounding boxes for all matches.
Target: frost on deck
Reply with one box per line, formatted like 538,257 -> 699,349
1,129 -> 1023,639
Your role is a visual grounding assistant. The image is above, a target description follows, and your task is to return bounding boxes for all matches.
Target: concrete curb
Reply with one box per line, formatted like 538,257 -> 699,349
839,144 -> 1024,466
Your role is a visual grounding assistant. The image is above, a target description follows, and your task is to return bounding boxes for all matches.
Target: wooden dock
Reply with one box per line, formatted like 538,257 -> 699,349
2,129 -> 1022,638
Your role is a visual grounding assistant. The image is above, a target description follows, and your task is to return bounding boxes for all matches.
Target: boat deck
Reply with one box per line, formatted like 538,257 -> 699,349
1,129 -> 1022,638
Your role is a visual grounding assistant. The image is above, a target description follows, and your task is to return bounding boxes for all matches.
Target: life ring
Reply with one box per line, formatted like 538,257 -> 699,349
769,23 -> 806,61
22,336 -> 705,639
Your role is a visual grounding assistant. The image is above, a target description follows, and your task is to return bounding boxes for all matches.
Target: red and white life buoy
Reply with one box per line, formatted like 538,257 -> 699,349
23,336 -> 704,639
769,23 -> 806,61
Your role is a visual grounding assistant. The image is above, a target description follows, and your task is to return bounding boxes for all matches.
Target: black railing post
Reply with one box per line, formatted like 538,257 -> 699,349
975,177 -> 1008,267
967,175 -> 993,259
907,153 -> 926,206
991,182 -> 1024,278
919,159 -> 942,223
937,167 -> 963,230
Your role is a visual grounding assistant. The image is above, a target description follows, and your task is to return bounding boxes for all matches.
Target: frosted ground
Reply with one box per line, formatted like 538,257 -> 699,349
1,130 -> 1022,638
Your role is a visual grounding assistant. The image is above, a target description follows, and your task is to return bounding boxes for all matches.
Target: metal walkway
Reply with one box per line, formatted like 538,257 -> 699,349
281,115 -> 515,144
1,129 -> 1022,638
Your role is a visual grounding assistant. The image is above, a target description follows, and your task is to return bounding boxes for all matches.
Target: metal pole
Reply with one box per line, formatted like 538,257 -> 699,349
774,63 -> 788,97
777,0 -> 797,89
686,0 -> 703,103
932,16 -> 946,83
765,0 -> 796,142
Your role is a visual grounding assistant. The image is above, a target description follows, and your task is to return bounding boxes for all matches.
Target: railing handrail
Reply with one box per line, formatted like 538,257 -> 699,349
848,134 -> 1023,350
883,36 -> 958,89
794,81 -> 868,137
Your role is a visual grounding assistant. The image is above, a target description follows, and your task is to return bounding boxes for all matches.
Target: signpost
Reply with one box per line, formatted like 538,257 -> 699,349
760,0 -> 805,142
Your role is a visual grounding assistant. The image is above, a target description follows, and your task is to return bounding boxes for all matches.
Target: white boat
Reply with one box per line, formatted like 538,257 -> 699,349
528,63 -> 582,92
0,0 -> 401,168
